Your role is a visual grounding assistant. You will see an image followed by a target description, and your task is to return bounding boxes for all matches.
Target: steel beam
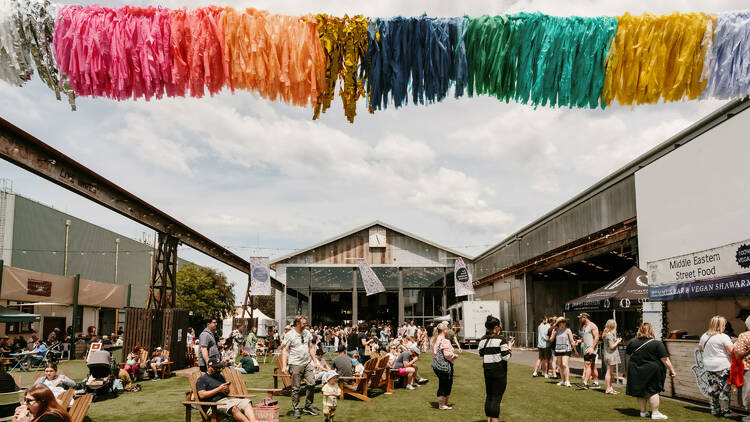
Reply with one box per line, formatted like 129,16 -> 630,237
147,232 -> 178,309
0,117 -> 283,291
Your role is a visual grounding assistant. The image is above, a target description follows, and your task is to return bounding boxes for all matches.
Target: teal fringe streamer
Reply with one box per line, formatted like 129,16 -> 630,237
465,13 -> 617,109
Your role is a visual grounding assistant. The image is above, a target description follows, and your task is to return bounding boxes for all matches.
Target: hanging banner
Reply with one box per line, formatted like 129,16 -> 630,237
454,257 -> 474,297
249,257 -> 272,296
357,259 -> 385,296
647,238 -> 750,286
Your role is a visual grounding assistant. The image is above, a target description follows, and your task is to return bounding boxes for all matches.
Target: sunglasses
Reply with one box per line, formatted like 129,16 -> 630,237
23,398 -> 36,404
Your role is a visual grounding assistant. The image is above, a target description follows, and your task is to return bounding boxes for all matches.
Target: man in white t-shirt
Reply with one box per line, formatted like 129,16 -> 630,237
281,315 -> 320,419
405,321 -> 418,339
699,316 -> 734,417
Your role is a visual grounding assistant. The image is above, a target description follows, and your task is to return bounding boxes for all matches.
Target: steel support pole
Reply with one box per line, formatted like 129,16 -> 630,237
397,268 -> 404,326
71,274 -> 80,360
352,269 -> 358,326
63,220 -> 70,276
0,259 -> 3,301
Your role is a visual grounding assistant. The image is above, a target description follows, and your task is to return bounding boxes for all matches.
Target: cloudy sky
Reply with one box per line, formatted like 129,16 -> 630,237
0,0 -> 743,300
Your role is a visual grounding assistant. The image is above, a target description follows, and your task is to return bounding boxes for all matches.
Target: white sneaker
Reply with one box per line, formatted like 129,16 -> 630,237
406,384 -> 415,390
640,412 -> 650,418
651,412 -> 667,420
532,372 -> 538,377
544,373 -> 549,379
591,382 -> 600,388
556,381 -> 564,386
563,381 -> 571,387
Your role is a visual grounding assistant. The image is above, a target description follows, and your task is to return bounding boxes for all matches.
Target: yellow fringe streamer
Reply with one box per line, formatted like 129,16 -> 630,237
314,14 -> 368,123
603,13 -> 713,106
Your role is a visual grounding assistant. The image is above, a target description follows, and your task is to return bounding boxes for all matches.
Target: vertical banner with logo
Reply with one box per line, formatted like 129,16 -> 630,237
249,257 -> 272,296
454,257 -> 474,297
357,259 -> 386,296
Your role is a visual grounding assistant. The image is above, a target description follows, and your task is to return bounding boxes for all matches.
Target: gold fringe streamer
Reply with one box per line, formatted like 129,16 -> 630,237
603,13 -> 713,106
314,14 -> 368,123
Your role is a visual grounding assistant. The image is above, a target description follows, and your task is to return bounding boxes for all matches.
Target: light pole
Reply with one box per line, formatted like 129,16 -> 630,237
63,220 -> 71,276
114,238 -> 120,284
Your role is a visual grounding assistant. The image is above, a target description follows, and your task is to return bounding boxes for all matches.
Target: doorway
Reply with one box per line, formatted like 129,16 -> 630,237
42,317 -> 66,341
357,292 -> 398,327
98,308 -> 117,337
311,292 -> 352,326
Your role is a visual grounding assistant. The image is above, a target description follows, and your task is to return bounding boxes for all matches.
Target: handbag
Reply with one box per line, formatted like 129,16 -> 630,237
691,335 -> 715,398
432,342 -> 451,374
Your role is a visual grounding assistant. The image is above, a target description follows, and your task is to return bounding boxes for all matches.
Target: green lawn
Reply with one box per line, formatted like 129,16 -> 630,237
25,352 -> 722,421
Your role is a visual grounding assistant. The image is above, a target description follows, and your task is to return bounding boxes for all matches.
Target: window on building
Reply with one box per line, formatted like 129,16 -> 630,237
311,267 -> 355,290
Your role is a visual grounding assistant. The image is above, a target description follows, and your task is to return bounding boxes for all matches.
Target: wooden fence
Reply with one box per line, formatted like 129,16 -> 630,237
123,308 -> 190,370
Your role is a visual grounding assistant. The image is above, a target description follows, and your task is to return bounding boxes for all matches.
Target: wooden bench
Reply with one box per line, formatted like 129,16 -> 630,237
68,393 -> 93,422
338,358 -> 378,402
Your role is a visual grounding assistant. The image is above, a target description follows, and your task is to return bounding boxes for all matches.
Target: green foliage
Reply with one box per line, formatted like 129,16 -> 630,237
176,263 -> 236,320
250,295 -> 275,318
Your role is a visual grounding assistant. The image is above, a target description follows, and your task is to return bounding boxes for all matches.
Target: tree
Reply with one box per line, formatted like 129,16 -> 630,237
176,264 -> 236,323
248,295 -> 275,318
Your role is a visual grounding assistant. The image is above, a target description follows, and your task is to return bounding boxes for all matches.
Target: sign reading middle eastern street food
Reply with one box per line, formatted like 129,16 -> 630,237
647,238 -> 750,286
648,238 -> 750,300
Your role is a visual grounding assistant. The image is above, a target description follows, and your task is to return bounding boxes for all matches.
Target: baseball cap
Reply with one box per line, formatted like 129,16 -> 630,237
155,347 -> 162,351
409,346 -> 420,355
577,313 -> 590,319
207,358 -> 225,369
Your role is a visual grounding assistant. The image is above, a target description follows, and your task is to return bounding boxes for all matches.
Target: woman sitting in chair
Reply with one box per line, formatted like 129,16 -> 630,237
13,384 -> 71,422
33,363 -> 75,400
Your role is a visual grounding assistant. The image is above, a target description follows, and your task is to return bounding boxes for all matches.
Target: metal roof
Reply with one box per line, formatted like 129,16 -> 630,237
474,98 -> 750,262
271,220 -> 473,264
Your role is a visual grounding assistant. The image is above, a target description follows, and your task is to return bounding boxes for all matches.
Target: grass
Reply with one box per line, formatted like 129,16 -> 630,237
26,351 -> 722,421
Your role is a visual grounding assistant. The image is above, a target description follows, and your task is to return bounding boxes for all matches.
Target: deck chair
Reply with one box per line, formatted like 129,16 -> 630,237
183,372 -> 219,422
158,350 -> 174,379
338,358 -> 377,402
385,367 -> 411,394
68,394 -> 93,422
271,356 -> 293,393
57,389 -> 75,409
221,367 -> 281,400
369,356 -> 390,392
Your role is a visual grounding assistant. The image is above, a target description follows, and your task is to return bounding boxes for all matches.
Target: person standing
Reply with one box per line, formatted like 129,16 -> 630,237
576,313 -> 600,389
478,315 -> 512,422
198,318 -> 221,373
550,318 -> 575,387
732,315 -> 750,422
547,317 -> 558,378
533,317 -> 551,378
281,315 -> 320,419
625,323 -> 675,420
699,316 -> 734,417
433,321 -> 457,410
601,319 -> 622,395
406,321 -> 418,339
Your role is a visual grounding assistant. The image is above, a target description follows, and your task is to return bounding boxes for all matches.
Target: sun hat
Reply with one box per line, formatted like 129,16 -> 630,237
321,371 -> 339,384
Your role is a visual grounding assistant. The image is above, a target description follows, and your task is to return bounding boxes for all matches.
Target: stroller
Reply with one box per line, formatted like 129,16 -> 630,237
83,350 -> 118,400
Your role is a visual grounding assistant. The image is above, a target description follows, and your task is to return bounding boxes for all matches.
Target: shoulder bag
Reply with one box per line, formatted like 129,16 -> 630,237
432,340 -> 451,374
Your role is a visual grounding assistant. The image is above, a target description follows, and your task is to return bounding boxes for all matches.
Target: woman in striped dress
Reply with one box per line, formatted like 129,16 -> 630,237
478,315 -> 513,422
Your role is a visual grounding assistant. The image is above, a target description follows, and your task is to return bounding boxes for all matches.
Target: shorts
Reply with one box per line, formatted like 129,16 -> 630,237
555,351 -> 571,357
216,398 -> 252,416
538,348 -> 551,359
397,368 -> 407,376
583,353 -> 597,363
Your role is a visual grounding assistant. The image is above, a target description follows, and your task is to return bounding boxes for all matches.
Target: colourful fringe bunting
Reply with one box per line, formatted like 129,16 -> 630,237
603,13 -> 712,106
0,0 -> 74,108
703,10 -> 750,99
466,13 -> 617,109
366,15 -> 467,111
314,14 -> 368,122
6,5 -> 750,120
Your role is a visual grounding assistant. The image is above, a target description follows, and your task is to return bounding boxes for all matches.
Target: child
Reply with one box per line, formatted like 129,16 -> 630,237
351,352 -> 364,375
321,371 -> 340,422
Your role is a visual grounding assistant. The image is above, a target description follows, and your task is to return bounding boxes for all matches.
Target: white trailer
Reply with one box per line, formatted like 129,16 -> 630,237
447,300 -> 501,348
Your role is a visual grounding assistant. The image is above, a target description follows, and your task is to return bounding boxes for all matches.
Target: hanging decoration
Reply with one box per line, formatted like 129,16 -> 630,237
0,0 -> 74,108
313,14 -> 368,122
703,10 -> 750,100
4,5 -> 750,121
223,8 -> 325,106
366,15 -> 467,112
603,12 -> 713,106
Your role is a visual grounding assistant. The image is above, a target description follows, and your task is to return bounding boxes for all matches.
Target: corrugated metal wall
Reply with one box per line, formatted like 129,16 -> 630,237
10,195 -> 153,307
474,176 -> 637,279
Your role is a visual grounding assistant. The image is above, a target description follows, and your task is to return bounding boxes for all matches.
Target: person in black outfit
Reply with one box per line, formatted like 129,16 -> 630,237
12,384 -> 71,422
478,315 -> 513,422
346,326 -> 358,357
625,323 -> 676,420
0,364 -> 19,417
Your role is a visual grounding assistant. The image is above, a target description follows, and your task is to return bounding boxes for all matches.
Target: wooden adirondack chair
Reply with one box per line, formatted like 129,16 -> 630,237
158,350 -> 174,379
271,356 -> 293,392
183,372 -> 219,422
57,388 -> 75,409
369,356 -> 390,392
68,394 -> 93,422
385,367 -> 410,393
221,367 -> 282,400
338,358 -> 377,402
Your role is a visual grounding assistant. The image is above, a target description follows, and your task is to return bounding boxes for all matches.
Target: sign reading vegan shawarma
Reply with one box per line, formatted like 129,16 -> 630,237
648,239 -> 750,300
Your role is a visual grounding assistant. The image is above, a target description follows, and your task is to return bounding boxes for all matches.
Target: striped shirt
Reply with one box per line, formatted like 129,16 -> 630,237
478,334 -> 511,370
